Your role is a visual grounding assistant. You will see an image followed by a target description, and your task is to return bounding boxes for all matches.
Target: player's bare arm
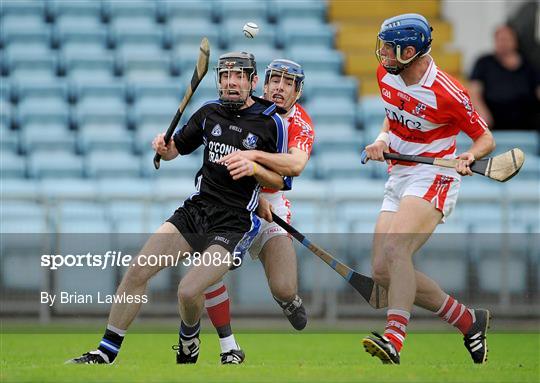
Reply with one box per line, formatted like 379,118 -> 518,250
225,151 -> 284,189
219,148 -> 308,177
455,130 -> 496,176
152,133 -> 179,161
364,117 -> 390,162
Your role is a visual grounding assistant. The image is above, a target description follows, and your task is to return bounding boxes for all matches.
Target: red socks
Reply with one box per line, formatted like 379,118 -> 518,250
383,309 -> 410,352
436,295 -> 474,335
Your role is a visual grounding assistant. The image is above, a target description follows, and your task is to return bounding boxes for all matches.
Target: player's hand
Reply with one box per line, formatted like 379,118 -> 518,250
218,150 -> 257,165
152,133 -> 175,160
364,140 -> 389,162
455,152 -> 475,176
223,152 -> 258,180
257,196 -> 273,222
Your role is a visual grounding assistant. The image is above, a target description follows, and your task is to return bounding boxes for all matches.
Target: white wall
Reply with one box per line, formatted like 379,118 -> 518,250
442,0 -> 529,76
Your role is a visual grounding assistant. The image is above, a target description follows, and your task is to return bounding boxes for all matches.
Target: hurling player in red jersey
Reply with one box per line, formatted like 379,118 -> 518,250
362,14 -> 496,365
202,59 -> 315,364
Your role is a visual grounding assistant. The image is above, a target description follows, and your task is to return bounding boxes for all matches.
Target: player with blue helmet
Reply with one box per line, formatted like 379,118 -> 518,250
362,13 -> 495,365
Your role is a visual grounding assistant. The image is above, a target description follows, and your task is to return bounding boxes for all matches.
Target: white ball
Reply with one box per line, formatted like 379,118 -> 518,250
243,22 -> 259,39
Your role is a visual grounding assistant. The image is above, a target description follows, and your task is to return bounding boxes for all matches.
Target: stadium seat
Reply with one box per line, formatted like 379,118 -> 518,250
170,19 -> 220,57
162,1 -> 214,24
216,1 -> 270,25
28,149 -> 84,178
65,55 -> 116,82
16,109 -> 70,137
357,96 -> 385,129
78,127 -> 133,154
39,178 -> 98,199
306,97 -> 356,126
1,178 -> 39,199
274,1 -> 327,24
0,122 -> 19,153
74,82 -> 126,107
86,150 -> 141,179
279,22 -> 335,50
492,130 -> 539,156
2,12 -> 47,36
58,30 -> 109,57
106,0 -> 157,33
1,151 -> 26,178
119,53 -> 173,82
314,124 -> 363,154
20,124 -> 76,154
17,82 -> 69,105
49,0 -> 103,27
3,30 -> 52,59
303,76 -> 358,104
113,30 -> 165,56
7,54 -> 58,82
285,46 -> 344,75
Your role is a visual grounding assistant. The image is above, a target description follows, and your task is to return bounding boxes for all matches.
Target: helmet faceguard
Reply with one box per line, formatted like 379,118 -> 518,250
263,59 -> 305,112
375,13 -> 433,75
215,51 -> 257,110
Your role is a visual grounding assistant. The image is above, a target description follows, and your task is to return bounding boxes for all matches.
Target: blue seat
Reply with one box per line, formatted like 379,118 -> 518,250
50,0 -> 102,25
74,82 -> 126,107
0,122 -> 18,153
17,95 -> 67,117
1,179 -> 39,199
162,1 -> 214,24
492,130 -> 539,155
58,30 -> 109,57
0,99 -> 13,131
65,55 -> 116,82
280,22 -> 335,49
7,53 -> 58,82
216,1 -> 270,24
357,96 -> 385,128
119,52 -> 173,82
306,97 -> 356,126
274,1 -> 327,24
54,14 -> 103,34
78,126 -> 133,154
39,178 -> 98,199
314,125 -> 363,154
17,82 -> 69,104
113,29 -> 164,56
514,154 -> 540,180
3,30 -> 52,58
86,150 -> 141,178
28,149 -> 84,178
55,201 -> 112,233
106,0 -> 158,32
20,124 -> 75,154
285,46 -> 343,75
303,76 -> 358,104
2,13 -> 47,35
316,151 -> 365,180
17,109 -> 70,136
1,151 -> 26,178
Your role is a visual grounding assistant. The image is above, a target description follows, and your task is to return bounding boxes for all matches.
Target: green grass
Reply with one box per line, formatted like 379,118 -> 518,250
1,332 -> 538,382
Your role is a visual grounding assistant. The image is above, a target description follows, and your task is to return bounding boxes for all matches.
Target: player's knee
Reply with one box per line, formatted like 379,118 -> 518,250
177,280 -> 199,305
371,260 -> 389,287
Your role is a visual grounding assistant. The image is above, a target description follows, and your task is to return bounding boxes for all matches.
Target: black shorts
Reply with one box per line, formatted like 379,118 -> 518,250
166,196 -> 261,269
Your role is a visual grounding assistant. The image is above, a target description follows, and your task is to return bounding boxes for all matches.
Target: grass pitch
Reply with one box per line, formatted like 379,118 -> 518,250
1,332 -> 538,382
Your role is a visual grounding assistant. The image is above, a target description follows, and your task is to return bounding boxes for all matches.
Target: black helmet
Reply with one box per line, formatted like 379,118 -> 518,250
215,51 -> 257,109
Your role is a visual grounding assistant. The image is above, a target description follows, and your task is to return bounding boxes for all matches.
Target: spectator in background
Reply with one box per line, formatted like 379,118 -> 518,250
469,25 -> 540,132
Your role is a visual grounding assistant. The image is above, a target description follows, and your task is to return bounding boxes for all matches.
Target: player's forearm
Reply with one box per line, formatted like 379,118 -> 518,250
251,150 -> 307,177
253,163 -> 285,189
467,130 -> 496,159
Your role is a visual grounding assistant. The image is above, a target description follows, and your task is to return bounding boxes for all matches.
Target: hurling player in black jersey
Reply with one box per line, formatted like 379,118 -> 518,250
67,52 -> 288,366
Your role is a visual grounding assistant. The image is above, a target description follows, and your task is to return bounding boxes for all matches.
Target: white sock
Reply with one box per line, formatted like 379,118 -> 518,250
219,335 -> 238,353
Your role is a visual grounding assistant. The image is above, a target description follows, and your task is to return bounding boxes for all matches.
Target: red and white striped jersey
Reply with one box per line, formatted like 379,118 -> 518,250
376,60 -> 488,176
262,103 -> 315,194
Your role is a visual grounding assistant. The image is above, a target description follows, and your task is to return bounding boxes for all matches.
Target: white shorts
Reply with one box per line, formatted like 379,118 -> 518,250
248,191 -> 291,260
381,171 -> 461,220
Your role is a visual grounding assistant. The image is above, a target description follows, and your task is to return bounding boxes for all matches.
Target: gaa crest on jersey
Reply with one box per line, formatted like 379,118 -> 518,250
242,133 -> 258,149
211,124 -> 222,136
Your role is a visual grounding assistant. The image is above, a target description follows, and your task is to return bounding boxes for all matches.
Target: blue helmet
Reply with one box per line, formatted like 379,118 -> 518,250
264,59 -> 305,91
376,13 -> 433,74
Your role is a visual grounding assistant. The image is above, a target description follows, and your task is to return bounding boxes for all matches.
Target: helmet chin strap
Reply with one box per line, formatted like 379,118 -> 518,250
385,45 -> 431,75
